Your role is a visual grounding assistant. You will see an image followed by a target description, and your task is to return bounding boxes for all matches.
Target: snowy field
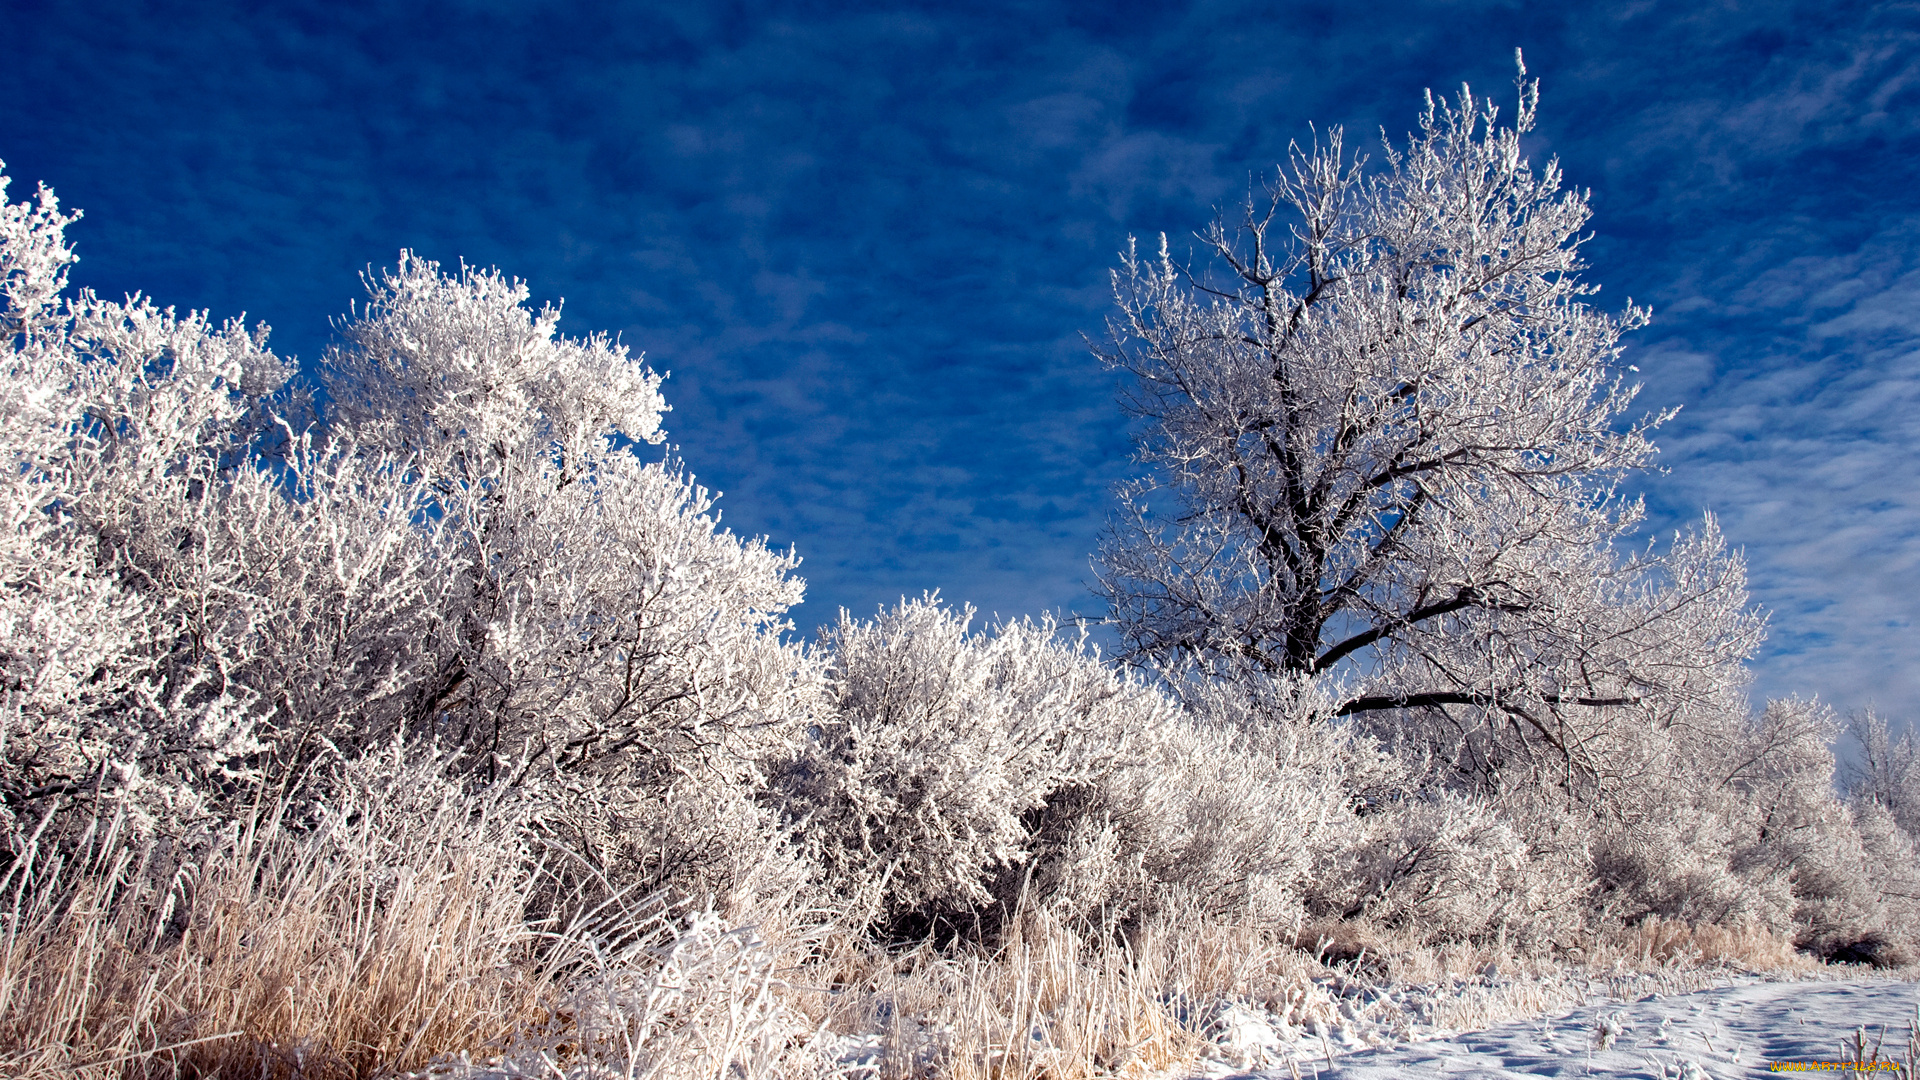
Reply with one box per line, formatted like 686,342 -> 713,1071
1197,975 -> 1920,1079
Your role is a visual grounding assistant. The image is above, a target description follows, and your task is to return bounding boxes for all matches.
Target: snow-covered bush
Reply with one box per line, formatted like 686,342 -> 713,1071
1160,675 -> 1589,947
316,263 -> 826,901
1849,711 -> 1920,839
1014,701 -> 1342,932
1715,700 -> 1858,933
1588,802 -> 1789,931
1037,671 -> 1360,931
776,596 -> 1149,935
1555,696 -> 1920,964
1711,700 -> 1920,964
1310,791 -> 1552,945
0,168 -> 294,838
1844,713 -> 1920,961
0,166 -> 816,907
319,255 -> 816,783
782,598 -> 1472,941
1829,799 -> 1920,965
783,600 -> 1597,945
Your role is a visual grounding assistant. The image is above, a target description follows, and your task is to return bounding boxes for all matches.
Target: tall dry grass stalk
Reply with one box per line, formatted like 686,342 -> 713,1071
1589,916 -> 1813,974
772,900 -> 1340,1080
0,762 -> 550,1080
902,908 -> 1205,1080
0,760 -> 832,1080
0,775 -> 1850,1080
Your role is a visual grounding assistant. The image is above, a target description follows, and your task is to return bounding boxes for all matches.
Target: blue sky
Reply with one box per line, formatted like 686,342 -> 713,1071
3,0 -> 1916,719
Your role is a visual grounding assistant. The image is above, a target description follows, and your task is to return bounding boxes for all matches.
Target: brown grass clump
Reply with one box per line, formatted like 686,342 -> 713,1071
772,901 -> 1329,1080
0,757 -> 549,1080
1587,916 -> 1813,974
0,768 -> 1859,1080
0,760 -> 831,1080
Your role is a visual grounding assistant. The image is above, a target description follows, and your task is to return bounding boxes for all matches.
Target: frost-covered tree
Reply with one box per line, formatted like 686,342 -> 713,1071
1847,711 -> 1920,838
320,256 -> 814,791
0,165 -> 294,832
314,256 -> 821,896
1093,62 -> 1762,781
0,165 -> 816,897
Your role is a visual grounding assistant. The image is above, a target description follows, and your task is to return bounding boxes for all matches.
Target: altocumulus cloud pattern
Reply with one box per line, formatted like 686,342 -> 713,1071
1,0 -> 1916,719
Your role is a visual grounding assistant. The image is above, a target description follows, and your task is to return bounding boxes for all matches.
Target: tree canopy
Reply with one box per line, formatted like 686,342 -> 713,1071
1094,64 -> 1764,783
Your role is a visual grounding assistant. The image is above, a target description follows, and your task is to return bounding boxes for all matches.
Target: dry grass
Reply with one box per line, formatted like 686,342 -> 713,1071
0,766 -> 831,1080
0,768 -> 548,1080
1236,914 -> 1826,1041
772,903 -> 1322,1080
772,916 -> 1182,1079
1585,916 -> 1814,975
0,782 -> 1857,1080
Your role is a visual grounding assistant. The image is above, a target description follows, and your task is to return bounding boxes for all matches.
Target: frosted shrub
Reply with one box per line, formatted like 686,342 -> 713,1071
484,906 -> 810,1080
777,596 -> 1149,935
1850,711 -> 1920,839
786,610 -> 1465,941
1014,716 -> 1325,932
202,440 -> 453,771
320,255 -> 816,770
313,256 -> 822,902
0,159 -> 818,911
1709,700 -> 1920,964
1829,799 -> 1920,965
0,168 -> 294,839
781,597 -> 1426,940
1158,671 -> 1595,946
1847,712 -> 1920,958
1589,804 -> 1789,931
325,251 -> 667,474
1716,700 -> 1861,937
1311,791 -> 1540,944
1564,696 -> 1920,963
1050,674 -> 1357,930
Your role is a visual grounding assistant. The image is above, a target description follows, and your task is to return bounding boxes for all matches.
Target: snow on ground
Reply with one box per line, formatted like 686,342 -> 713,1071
1200,974 -> 1919,1079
